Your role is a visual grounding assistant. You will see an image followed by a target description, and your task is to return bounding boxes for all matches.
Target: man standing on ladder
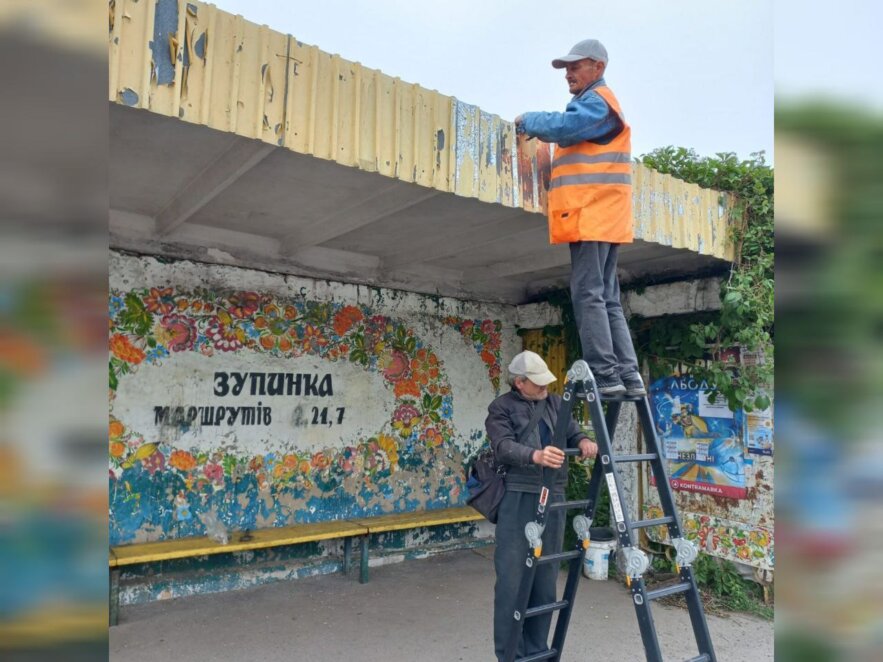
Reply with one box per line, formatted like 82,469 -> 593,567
516,39 -> 645,398
486,351 -> 597,661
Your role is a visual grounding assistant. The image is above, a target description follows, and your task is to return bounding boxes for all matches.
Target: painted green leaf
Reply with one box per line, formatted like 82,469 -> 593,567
120,292 -> 153,336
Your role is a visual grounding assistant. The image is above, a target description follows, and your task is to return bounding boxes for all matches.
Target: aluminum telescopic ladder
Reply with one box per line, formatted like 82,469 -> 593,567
502,360 -> 717,662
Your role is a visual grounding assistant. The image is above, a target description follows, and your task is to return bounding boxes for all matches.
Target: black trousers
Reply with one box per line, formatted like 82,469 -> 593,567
569,241 -> 639,378
493,489 -> 565,661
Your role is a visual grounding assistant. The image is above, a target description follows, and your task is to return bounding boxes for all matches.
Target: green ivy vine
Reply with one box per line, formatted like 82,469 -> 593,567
635,147 -> 774,412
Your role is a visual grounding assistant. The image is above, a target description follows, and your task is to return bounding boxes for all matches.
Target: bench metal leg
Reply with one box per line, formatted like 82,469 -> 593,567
109,568 -> 120,626
343,536 -> 352,575
360,535 -> 369,584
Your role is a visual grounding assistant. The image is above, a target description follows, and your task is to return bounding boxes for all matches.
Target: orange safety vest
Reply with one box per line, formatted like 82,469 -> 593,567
547,85 -> 633,245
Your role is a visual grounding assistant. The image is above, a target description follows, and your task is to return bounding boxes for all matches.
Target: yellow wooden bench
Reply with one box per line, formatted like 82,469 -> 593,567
109,520 -> 367,625
348,505 -> 484,583
109,506 -> 483,624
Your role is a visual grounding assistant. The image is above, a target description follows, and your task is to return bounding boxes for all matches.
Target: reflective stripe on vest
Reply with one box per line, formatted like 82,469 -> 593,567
547,85 -> 633,245
551,152 -> 631,167
549,173 -> 632,189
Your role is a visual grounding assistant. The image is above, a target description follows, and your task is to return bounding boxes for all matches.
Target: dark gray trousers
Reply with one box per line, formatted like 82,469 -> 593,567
493,489 -> 565,661
569,241 -> 639,378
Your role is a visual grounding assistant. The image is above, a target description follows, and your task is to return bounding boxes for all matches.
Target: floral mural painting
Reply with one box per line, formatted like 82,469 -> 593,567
109,288 -> 469,545
443,317 -> 503,392
642,505 -> 773,569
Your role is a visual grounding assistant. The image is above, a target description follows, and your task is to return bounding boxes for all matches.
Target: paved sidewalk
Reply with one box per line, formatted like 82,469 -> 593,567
110,546 -> 773,661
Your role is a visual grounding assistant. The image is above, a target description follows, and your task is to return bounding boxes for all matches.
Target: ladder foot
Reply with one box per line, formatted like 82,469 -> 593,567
515,648 -> 558,662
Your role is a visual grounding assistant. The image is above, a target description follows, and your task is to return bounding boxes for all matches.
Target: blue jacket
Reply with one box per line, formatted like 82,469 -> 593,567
517,77 -> 623,147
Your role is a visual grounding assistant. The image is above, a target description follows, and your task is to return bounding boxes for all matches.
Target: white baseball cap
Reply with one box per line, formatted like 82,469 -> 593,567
552,38 -> 608,68
508,351 -> 557,386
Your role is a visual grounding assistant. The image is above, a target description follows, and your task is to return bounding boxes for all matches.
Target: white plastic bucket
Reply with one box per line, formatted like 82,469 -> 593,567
583,527 -> 617,580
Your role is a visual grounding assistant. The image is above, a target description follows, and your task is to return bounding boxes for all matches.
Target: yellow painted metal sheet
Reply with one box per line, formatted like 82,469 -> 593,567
110,519 -> 368,566
349,506 -> 483,534
109,0 -> 735,262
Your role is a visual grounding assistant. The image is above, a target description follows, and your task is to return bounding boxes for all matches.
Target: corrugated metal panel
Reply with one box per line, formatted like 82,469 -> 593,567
108,0 -> 735,262
632,163 -> 736,261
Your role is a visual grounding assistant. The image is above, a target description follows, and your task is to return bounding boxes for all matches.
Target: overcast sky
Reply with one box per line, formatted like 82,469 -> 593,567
775,0 -> 883,112
215,0 -> 774,162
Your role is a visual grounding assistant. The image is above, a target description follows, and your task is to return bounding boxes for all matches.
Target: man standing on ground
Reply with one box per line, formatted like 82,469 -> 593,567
485,350 -> 597,661
515,39 -> 645,397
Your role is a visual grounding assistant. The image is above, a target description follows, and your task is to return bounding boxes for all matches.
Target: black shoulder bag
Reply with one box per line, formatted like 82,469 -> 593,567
466,400 -> 546,524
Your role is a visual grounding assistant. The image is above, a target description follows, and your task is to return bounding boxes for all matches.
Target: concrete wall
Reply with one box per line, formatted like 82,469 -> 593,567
109,251 -> 526,546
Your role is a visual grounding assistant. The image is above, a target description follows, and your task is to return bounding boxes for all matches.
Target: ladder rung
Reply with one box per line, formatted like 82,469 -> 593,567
600,393 -> 644,402
646,581 -> 692,601
563,448 -> 582,456
525,600 -> 568,618
631,516 -> 674,529
536,550 -> 582,565
516,648 -> 559,662
614,453 -> 658,462
548,499 -> 591,510
685,655 -> 711,662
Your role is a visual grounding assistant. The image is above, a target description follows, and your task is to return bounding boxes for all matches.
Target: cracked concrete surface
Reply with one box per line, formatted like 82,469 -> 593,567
110,546 -> 772,661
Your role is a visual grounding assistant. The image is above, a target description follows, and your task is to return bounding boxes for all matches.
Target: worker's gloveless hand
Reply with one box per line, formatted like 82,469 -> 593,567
533,446 -> 565,469
578,438 -> 598,459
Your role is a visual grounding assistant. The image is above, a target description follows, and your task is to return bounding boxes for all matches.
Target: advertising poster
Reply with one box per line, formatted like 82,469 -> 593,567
649,374 -> 748,499
745,406 -> 773,456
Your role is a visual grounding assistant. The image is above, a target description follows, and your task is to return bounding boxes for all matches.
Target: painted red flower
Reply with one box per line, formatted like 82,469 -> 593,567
333,305 -> 364,336
480,319 -> 496,335
203,463 -> 224,484
391,403 -> 421,437
206,313 -> 245,352
410,348 -> 439,385
300,324 -> 328,353
254,304 -> 295,352
424,428 -> 444,447
383,350 -> 410,382
110,334 -> 145,364
142,451 -> 165,476
144,287 -> 175,315
227,291 -> 261,318
160,314 -> 197,352
311,452 -> 331,470
394,379 -> 421,398
485,333 -> 501,351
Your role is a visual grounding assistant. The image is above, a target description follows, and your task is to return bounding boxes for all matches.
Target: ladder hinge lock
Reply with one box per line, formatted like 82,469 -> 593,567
524,521 -> 545,556
617,546 -> 650,580
572,515 -> 591,541
673,537 -> 698,568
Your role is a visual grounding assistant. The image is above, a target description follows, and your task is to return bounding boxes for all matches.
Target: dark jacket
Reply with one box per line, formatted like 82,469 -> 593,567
485,390 -> 588,494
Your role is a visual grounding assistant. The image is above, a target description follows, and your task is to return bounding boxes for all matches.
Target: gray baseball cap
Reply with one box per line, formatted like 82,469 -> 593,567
552,39 -> 608,68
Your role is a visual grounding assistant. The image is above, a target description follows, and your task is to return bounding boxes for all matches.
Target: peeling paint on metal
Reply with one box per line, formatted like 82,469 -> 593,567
109,1 -> 735,263
119,88 -> 139,106
150,0 -> 179,86
193,31 -> 206,60
453,99 -> 479,196
482,111 -> 496,168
